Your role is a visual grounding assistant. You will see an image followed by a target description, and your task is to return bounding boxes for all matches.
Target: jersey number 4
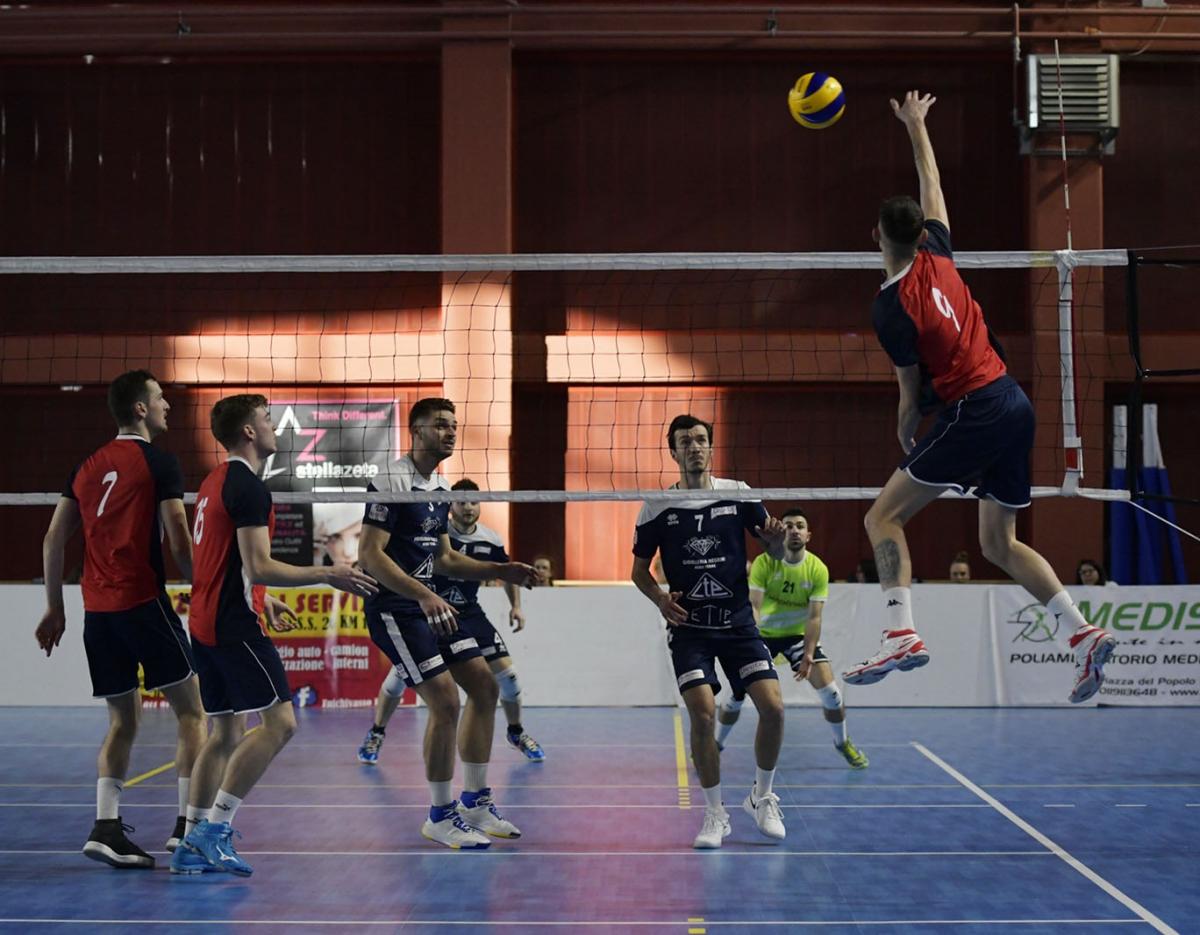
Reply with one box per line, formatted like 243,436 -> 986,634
96,471 -> 119,517
932,286 -> 961,333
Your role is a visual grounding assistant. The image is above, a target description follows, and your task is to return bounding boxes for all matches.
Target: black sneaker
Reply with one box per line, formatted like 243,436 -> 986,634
165,815 -> 187,852
82,818 -> 155,869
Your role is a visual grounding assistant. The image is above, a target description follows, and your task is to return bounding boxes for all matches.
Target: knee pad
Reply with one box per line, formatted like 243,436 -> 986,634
494,666 -> 521,703
719,696 -> 744,716
381,666 -> 407,698
815,682 -> 843,711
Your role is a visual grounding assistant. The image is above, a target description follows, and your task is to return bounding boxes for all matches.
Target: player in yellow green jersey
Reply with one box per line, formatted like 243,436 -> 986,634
716,509 -> 868,769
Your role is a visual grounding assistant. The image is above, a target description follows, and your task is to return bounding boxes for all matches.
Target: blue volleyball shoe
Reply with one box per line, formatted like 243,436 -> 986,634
181,819 -> 253,877
169,840 -> 222,875
357,727 -> 386,765
506,729 -> 546,762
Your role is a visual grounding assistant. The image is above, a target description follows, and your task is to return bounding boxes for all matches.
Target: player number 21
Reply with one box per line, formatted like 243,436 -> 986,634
96,471 -> 118,516
932,286 -> 962,333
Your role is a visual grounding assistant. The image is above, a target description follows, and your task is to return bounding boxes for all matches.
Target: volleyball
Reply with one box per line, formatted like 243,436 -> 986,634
788,72 -> 846,129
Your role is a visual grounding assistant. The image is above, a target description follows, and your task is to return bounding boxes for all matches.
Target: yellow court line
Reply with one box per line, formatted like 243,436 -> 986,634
125,760 -> 176,787
672,711 -> 689,810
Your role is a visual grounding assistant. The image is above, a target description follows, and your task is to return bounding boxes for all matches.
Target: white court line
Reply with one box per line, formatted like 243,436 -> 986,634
1114,804 -> 1148,809
0,782 -> 968,790
0,918 -> 1148,928
0,806 -> 993,811
1044,804 -> 1076,808
0,848 -> 1055,858
913,742 -> 1180,935
0,741 -> 922,749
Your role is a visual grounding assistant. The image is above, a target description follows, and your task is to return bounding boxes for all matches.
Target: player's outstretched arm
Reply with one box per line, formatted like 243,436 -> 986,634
237,525 -> 377,596
36,496 -> 81,657
890,90 -> 949,231
631,555 -> 687,626
434,534 -> 538,587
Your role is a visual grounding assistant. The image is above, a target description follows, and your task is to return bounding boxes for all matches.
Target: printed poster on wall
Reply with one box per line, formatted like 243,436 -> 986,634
989,586 -> 1200,706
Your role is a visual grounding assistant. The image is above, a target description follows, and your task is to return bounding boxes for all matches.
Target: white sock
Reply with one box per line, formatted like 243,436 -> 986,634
185,804 -> 209,831
883,587 -> 915,633
462,761 -> 489,794
701,784 -> 723,810
829,719 -> 848,746
177,777 -> 190,817
754,767 -> 776,798
1047,590 -> 1088,631
429,780 -> 454,807
210,789 -> 243,825
97,777 -> 122,821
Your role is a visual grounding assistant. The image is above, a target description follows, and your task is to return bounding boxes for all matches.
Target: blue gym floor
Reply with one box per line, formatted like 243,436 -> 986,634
0,705 -> 1196,934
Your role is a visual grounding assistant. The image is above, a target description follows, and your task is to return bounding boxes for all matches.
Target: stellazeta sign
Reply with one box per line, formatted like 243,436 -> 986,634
1078,600 -> 1200,631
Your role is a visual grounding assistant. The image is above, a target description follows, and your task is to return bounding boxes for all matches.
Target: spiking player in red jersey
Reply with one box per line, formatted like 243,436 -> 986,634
842,90 -> 1116,704
37,369 -> 206,870
169,394 -> 376,877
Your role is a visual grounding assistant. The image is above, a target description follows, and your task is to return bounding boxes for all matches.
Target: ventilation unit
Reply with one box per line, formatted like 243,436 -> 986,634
1021,53 -> 1119,155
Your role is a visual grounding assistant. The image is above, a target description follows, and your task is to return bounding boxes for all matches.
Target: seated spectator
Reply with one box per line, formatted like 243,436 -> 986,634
949,551 -> 972,583
532,554 -> 556,586
1076,558 -> 1117,587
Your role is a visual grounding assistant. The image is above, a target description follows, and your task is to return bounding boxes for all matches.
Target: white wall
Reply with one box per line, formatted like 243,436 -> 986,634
8,584 -> 1197,707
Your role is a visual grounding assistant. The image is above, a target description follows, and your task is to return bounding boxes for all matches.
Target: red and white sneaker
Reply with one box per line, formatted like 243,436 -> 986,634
842,629 -> 930,685
1068,625 -> 1117,704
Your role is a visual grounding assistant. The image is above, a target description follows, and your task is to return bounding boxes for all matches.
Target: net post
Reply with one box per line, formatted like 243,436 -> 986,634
1125,250 -> 1144,500
1054,250 -> 1083,495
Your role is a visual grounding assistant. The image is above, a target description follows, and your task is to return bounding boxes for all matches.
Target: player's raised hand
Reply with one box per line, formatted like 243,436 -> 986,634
755,515 -> 787,554
264,595 -> 301,633
35,606 -> 67,657
509,606 -> 526,632
324,564 -> 379,597
497,561 -> 540,589
890,90 -> 936,126
657,590 -> 688,627
418,591 -> 459,637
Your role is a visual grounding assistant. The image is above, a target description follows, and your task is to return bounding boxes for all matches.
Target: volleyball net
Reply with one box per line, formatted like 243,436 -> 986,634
0,248 -> 1129,578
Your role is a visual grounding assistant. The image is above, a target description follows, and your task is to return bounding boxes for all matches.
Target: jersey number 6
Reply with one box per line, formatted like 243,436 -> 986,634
932,286 -> 962,333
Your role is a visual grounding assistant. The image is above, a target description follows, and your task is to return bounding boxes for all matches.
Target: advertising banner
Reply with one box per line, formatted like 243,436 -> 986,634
148,586 -> 413,709
990,586 -> 1200,706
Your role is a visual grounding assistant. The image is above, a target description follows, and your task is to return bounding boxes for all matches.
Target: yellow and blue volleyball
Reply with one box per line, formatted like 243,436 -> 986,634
787,72 -> 846,130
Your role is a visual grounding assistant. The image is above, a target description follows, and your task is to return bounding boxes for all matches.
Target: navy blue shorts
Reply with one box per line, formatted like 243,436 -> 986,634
902,376 -> 1035,509
731,635 -> 827,701
366,605 -> 484,688
667,626 -> 777,696
456,606 -> 510,663
83,593 -> 194,698
192,635 -> 291,716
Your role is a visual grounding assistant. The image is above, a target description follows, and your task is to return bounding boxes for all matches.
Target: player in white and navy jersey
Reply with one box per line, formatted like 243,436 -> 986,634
357,398 -> 539,850
631,414 -> 789,850
357,477 -> 545,766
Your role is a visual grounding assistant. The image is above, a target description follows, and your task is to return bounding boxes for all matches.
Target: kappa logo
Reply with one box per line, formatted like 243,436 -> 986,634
412,555 -> 435,580
887,599 -> 902,607
420,515 -> 442,534
684,535 -> 721,558
687,573 -> 733,601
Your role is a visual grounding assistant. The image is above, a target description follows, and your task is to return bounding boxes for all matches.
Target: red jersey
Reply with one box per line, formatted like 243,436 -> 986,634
189,458 -> 275,647
872,220 -> 1007,410
65,434 -> 184,613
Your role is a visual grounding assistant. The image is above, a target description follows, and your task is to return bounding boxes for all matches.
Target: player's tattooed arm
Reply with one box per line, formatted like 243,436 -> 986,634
874,539 -> 904,590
